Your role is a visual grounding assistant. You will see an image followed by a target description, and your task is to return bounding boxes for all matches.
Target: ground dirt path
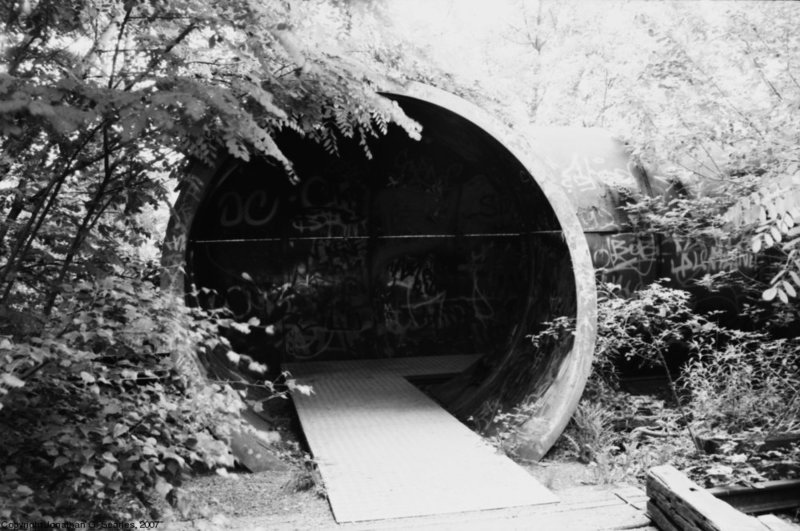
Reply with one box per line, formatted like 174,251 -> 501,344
165,461 -> 657,530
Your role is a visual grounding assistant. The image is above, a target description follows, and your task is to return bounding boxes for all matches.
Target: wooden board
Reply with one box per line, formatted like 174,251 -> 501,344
166,484 -> 658,530
646,500 -> 682,531
647,465 -> 774,531
286,356 -> 558,523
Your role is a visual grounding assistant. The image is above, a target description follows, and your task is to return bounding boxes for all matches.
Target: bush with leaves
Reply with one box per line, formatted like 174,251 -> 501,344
491,281 -> 799,483
0,0 -> 421,313
593,281 -> 720,381
0,276 -> 256,520
491,283 -> 695,449
590,281 -> 798,435
0,0 -> 425,519
681,338 -> 800,435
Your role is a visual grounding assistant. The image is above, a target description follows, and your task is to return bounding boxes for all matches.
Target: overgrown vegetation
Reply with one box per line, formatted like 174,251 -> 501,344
383,0 -> 800,303
0,0 -> 419,520
2,0 -> 800,521
0,275 -> 246,519
449,0 -> 800,491
494,282 -> 799,487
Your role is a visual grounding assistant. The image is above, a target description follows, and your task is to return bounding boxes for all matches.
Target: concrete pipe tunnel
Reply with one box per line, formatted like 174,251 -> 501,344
163,85 -> 597,460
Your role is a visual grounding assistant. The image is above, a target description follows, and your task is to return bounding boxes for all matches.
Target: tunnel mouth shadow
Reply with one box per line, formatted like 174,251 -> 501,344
164,86 -> 596,460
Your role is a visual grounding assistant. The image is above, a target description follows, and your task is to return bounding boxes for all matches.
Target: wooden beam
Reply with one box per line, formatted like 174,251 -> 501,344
646,500 -> 687,531
647,465 -> 772,531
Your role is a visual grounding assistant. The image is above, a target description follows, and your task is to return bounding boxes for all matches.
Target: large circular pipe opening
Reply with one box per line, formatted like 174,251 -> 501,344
164,86 -> 597,459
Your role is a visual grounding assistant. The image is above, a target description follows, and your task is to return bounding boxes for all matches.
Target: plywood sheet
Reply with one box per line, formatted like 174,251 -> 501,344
286,356 -> 557,523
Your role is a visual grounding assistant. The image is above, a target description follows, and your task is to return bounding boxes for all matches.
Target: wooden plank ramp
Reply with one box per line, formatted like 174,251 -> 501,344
284,355 -> 559,523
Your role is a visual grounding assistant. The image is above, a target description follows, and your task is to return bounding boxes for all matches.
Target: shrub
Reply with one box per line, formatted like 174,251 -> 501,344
681,338 -> 800,433
493,281 -> 799,484
593,281 -> 722,385
0,276 -> 254,520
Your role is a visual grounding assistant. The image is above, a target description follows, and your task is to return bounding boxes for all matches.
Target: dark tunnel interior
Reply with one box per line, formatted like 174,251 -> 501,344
186,97 -> 576,394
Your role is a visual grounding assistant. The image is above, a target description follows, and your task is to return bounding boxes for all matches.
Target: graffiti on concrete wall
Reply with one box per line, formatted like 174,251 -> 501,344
586,233 -> 659,293
558,153 -> 639,196
662,236 -> 756,288
179,123 -> 758,368
217,189 -> 280,228
545,151 -> 643,232
537,133 -> 757,302
576,205 -> 618,233
586,231 -> 756,302
189,141 -> 535,363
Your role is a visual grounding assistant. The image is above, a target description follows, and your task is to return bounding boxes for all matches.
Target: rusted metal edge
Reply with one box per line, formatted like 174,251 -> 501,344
709,479 -> 800,515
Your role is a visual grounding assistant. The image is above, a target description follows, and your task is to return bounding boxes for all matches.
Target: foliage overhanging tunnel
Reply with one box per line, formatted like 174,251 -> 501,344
164,86 -> 597,460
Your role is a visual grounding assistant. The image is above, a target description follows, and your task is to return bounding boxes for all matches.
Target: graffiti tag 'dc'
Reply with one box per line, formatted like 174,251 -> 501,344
218,190 -> 279,227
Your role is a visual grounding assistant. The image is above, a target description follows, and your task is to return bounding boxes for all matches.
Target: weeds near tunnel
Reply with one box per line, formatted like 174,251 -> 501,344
581,282 -> 799,484
681,339 -> 800,435
0,274 -> 259,519
493,282 -> 800,487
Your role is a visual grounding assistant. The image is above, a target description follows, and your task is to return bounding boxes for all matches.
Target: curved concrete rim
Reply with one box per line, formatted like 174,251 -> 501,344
161,82 -> 597,460
390,83 -> 597,459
